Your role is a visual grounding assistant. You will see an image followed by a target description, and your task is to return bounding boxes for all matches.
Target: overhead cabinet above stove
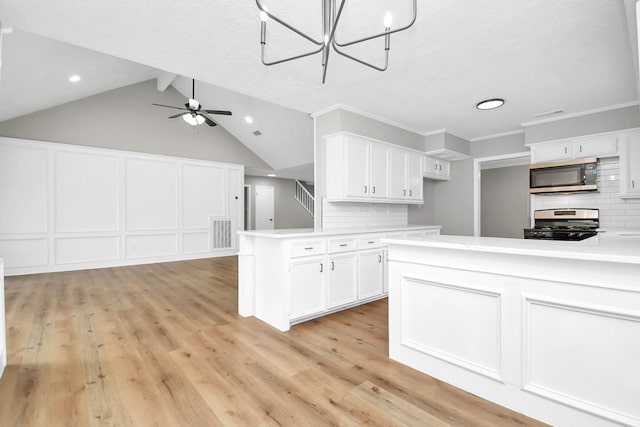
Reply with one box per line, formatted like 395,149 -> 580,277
528,133 -> 618,163
325,132 -> 423,204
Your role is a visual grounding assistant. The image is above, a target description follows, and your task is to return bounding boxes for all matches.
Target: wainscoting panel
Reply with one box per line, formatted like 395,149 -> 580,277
400,276 -> 503,380
182,164 -> 226,229
125,159 -> 178,231
55,150 -> 120,233
55,236 -> 120,265
523,296 -> 640,425
0,137 -> 244,275
0,142 -> 48,234
0,238 -> 49,268
125,234 -> 178,259
182,232 -> 210,254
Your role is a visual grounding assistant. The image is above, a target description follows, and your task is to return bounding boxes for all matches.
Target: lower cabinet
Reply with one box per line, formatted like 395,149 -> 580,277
290,257 -> 326,319
358,250 -> 384,299
327,253 -> 358,309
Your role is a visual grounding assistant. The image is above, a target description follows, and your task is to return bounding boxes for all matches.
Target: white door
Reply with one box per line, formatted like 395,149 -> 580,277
255,185 -> 274,230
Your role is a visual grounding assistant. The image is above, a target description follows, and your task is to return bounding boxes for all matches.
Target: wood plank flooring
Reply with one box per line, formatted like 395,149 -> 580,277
0,257 -> 547,426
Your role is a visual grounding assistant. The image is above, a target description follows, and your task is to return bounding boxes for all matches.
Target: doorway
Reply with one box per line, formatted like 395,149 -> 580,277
255,185 -> 274,230
473,152 -> 530,237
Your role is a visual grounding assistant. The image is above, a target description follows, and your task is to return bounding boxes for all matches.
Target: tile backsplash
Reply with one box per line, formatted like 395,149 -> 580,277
532,157 -> 640,228
321,199 -> 408,230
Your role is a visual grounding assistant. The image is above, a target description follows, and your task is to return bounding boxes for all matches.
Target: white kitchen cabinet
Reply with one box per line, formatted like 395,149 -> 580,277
327,253 -> 358,309
369,143 -> 390,199
389,148 -> 423,200
620,131 -> 640,198
423,156 -> 451,180
239,226 -> 441,331
358,250 -> 384,300
344,136 -> 370,198
290,257 -> 326,320
530,134 -> 618,163
326,132 -> 422,204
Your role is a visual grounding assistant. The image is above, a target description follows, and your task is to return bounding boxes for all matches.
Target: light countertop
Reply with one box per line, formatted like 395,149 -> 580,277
238,225 -> 442,239
384,231 -> 640,265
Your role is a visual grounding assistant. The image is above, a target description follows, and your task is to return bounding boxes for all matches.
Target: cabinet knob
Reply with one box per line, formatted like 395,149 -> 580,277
364,185 -> 368,194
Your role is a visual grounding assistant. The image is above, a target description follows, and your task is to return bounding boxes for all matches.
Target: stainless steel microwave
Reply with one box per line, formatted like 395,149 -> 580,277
529,157 -> 598,194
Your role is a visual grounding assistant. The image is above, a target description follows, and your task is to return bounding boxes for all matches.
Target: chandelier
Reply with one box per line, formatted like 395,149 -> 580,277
256,0 -> 417,84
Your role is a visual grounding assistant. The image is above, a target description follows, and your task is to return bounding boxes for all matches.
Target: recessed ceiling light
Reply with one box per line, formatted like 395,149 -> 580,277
267,173 -> 276,177
69,75 -> 81,83
476,98 -> 504,110
245,116 -> 253,124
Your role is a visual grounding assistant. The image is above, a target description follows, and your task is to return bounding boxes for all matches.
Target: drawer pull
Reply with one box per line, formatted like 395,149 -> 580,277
368,241 -> 375,244
331,261 -> 335,270
378,254 -> 382,263
305,247 -> 314,250
339,243 -> 348,247
320,263 -> 323,273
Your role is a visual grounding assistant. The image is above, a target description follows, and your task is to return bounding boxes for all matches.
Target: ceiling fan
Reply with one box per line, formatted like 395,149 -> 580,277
152,79 -> 232,126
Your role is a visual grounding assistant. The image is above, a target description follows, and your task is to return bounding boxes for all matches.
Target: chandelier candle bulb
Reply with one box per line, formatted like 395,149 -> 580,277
384,12 -> 393,28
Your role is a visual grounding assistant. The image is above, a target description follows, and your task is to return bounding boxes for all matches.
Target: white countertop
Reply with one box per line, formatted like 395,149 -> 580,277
384,231 -> 640,265
238,225 -> 442,239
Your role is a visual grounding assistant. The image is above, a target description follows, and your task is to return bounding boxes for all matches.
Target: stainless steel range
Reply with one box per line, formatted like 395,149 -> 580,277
523,208 -> 599,241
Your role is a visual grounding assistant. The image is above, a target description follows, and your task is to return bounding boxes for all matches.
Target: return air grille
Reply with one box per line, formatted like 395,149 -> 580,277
211,217 -> 233,249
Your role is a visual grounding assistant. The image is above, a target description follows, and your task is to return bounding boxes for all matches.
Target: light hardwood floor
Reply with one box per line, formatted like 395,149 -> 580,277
0,257 -> 547,426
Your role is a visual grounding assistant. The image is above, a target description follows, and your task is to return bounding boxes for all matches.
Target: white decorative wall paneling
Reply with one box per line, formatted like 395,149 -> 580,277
0,137 -> 243,275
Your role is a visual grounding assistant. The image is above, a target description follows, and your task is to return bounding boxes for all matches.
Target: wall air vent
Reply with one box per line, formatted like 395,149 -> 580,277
252,130 -> 262,136
533,108 -> 564,118
211,217 -> 234,250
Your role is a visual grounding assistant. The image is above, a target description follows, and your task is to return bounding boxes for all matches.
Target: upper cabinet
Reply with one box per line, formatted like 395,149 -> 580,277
423,156 -> 450,180
530,134 -> 618,163
620,130 -> 640,199
326,133 -> 423,204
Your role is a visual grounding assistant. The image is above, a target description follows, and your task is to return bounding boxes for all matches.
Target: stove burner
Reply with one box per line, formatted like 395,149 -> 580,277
524,208 -> 599,241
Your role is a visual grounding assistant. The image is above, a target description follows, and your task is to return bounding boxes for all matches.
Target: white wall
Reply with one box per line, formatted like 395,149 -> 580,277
0,137 -> 243,276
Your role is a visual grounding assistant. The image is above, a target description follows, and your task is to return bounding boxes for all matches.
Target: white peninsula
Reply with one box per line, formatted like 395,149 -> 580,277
385,233 -> 640,427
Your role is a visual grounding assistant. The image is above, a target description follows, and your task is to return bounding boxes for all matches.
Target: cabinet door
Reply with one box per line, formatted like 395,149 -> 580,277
290,258 -> 325,319
573,136 -> 618,158
532,142 -> 572,163
424,156 -> 439,176
624,132 -> 640,196
327,254 -> 358,309
405,153 -> 423,200
369,144 -> 389,198
437,159 -> 451,179
358,250 -> 384,300
345,138 -> 370,198
389,148 -> 407,198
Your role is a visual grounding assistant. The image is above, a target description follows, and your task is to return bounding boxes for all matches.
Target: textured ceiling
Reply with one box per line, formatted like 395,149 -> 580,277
0,0 -> 638,176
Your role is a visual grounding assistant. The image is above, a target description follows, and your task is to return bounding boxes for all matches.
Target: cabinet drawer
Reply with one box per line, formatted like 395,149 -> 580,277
328,238 -> 358,253
358,236 -> 383,249
291,240 -> 326,257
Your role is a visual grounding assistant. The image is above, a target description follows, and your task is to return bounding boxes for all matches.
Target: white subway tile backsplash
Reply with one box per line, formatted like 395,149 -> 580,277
321,199 -> 408,230
532,158 -> 640,229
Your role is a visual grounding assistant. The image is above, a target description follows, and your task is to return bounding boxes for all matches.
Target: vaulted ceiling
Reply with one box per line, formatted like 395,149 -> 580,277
0,0 -> 638,178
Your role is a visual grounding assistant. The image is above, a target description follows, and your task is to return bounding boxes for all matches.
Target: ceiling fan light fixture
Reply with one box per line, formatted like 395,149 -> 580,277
183,113 -> 204,126
476,98 -> 505,110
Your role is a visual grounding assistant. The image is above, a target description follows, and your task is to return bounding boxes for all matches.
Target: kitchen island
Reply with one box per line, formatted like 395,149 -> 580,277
238,226 -> 441,331
385,233 -> 640,427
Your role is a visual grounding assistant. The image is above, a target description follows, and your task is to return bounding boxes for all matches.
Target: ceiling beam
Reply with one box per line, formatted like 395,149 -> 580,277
156,71 -> 177,92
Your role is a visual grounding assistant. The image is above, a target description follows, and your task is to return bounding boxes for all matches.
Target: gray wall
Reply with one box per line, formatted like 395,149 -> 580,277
0,79 -> 271,169
481,165 -> 530,238
244,176 -> 314,230
525,105 -> 640,144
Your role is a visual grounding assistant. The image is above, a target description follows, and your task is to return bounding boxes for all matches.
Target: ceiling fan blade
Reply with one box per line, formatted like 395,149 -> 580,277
202,110 -> 232,116
168,113 -> 185,119
200,113 -> 218,127
152,103 -> 189,111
